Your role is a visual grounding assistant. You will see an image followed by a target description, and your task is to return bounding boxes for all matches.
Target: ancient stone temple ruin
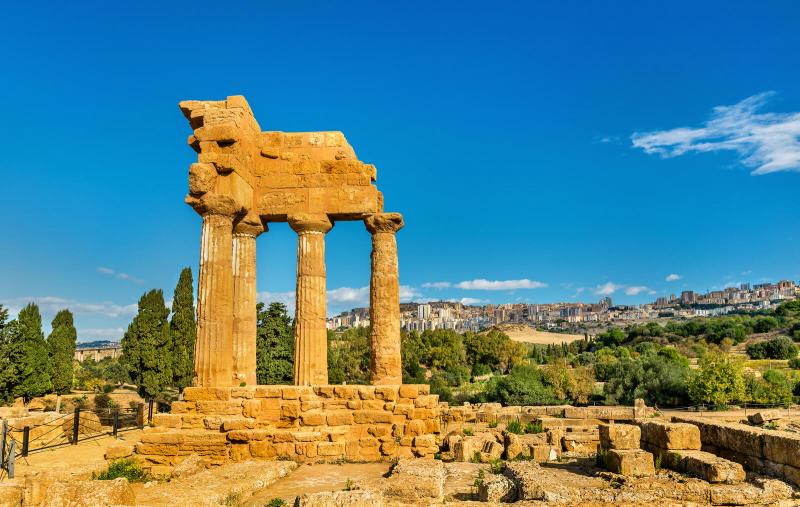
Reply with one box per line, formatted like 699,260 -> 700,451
135,96 -> 438,468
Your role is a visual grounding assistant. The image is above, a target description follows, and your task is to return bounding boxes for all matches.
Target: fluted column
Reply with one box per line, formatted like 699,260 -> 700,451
232,213 -> 264,386
365,213 -> 404,384
289,213 -> 333,385
195,211 -> 236,387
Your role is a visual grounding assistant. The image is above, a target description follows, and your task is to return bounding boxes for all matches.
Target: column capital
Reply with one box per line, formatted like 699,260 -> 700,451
185,192 -> 243,218
365,212 -> 404,234
234,211 -> 266,236
288,213 -> 333,234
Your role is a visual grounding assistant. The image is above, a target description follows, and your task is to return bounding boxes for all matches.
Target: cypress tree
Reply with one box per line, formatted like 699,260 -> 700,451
47,309 -> 77,394
256,302 -> 294,384
170,267 -> 196,390
11,303 -> 53,399
0,305 -> 17,403
121,290 -> 173,398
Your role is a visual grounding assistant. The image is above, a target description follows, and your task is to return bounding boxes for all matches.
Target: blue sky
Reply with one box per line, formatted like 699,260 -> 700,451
2,1 -> 800,341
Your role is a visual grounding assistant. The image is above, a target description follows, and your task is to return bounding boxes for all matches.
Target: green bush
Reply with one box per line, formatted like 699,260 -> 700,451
524,420 -> 544,434
94,458 -> 149,482
788,357 -> 800,369
93,393 -> 113,410
102,384 -> 115,394
480,365 -> 558,406
506,420 -> 523,434
266,499 -> 287,507
746,336 -> 797,360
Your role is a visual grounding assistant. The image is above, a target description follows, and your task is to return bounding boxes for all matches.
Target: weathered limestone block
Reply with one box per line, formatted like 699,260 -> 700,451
296,490 -> 384,507
104,443 -> 134,460
382,458 -> 445,502
42,478 -> 135,507
672,416 -> 766,459
747,410 -> 782,425
662,450 -> 745,484
640,421 -> 701,450
763,431 -> 800,469
605,449 -> 655,477
502,462 -> 545,501
479,474 -> 516,502
599,423 -> 641,450
454,434 -> 499,462
710,477 -> 794,506
504,432 -> 549,460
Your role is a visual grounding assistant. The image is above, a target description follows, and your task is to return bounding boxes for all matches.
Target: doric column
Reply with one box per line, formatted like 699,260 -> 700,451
365,212 -> 404,384
232,213 -> 264,386
192,195 -> 241,387
289,213 -> 333,385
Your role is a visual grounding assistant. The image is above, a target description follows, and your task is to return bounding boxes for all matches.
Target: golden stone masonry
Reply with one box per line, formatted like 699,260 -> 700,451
135,96 -> 427,466
179,95 -> 403,388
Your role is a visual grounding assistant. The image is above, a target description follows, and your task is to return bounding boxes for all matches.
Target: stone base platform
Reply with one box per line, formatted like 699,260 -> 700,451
135,384 -> 440,469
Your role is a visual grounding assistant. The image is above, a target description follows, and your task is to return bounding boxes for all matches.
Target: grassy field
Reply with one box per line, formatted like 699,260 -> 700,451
492,324 -> 586,345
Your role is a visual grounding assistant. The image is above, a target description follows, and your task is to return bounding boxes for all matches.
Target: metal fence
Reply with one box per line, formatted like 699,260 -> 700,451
0,400 -> 154,480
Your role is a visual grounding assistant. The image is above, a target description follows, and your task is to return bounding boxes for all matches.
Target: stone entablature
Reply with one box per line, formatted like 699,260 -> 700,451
136,385 -> 439,469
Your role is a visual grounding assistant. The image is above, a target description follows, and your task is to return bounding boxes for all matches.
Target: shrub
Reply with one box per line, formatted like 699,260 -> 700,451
506,420 -> 523,435
746,337 -> 798,360
94,458 -> 149,482
488,419 -> 498,428
102,384 -> 115,394
489,458 -> 505,474
481,365 -> 558,406
789,357 -> 800,369
266,500 -> 286,507
93,393 -> 113,410
463,427 -> 474,436
524,420 -> 544,434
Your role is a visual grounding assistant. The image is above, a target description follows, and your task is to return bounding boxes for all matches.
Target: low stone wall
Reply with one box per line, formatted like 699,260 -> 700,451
440,402 -> 652,427
673,415 -> 800,487
136,384 -> 439,469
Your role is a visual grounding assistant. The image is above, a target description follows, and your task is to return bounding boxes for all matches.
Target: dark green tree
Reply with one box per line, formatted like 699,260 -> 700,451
256,302 -> 294,384
170,267 -> 196,390
121,290 -> 173,398
47,309 -> 77,394
10,303 -> 53,399
0,305 -> 17,403
328,327 -> 370,384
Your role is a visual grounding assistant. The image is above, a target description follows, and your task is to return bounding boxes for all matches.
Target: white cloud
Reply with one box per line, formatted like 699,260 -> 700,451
454,297 -> 485,306
97,266 -> 143,284
256,290 -> 296,313
455,279 -> 547,291
625,286 -> 656,296
0,296 -> 137,319
79,327 -> 125,340
399,285 -> 425,302
327,286 -> 369,305
665,274 -> 681,282
421,282 -> 451,289
594,283 -> 623,296
632,92 -> 800,175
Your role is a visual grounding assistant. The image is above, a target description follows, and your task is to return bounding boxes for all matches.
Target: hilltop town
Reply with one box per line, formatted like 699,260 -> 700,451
328,280 -> 800,333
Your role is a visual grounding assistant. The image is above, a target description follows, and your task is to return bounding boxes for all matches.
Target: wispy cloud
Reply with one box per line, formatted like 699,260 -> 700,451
0,296 -> 137,319
625,286 -> 656,296
421,282 -> 452,289
665,273 -> 681,282
97,266 -> 143,284
450,297 -> 486,306
455,279 -> 547,291
594,282 -> 623,296
256,290 -> 296,313
632,92 -> 800,175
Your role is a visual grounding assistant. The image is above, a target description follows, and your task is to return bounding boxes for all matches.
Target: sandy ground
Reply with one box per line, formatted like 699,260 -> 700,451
9,428 -> 142,478
495,324 -> 586,345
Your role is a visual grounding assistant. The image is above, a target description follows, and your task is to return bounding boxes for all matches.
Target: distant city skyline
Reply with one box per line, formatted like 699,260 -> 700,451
2,2 -> 800,341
